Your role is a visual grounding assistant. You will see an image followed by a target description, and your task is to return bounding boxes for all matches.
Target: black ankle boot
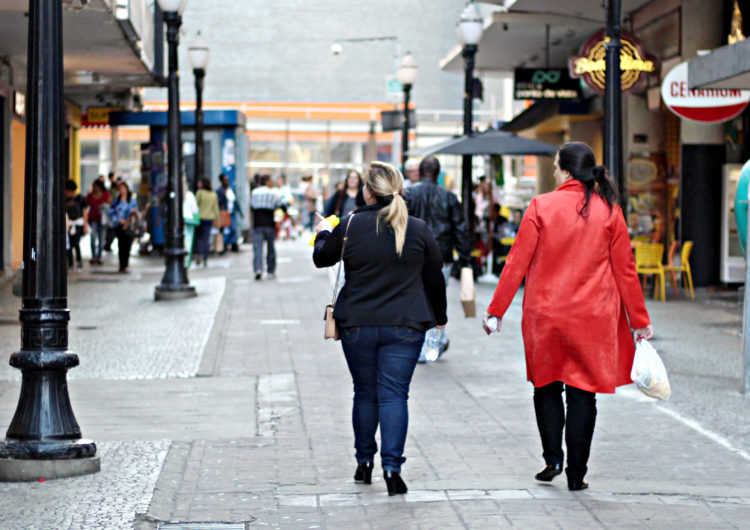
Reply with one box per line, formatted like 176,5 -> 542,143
354,461 -> 373,484
568,479 -> 589,491
383,470 -> 407,496
535,462 -> 563,482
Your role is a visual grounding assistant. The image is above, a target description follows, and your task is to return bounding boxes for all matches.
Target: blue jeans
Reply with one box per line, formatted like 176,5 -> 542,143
89,220 -> 106,260
340,325 -> 425,473
253,226 -> 276,273
196,219 -> 214,261
224,210 -> 240,246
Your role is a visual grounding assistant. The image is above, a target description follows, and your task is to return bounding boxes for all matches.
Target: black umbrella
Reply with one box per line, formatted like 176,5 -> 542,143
408,128 -> 558,157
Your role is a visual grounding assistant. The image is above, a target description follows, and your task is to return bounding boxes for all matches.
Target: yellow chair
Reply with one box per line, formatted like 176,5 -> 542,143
635,243 -> 666,301
663,241 -> 695,299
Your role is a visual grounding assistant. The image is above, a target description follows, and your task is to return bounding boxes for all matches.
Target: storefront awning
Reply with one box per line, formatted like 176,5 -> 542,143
441,11 -> 600,73
483,0 -> 655,20
500,98 -> 596,133
686,38 -> 750,89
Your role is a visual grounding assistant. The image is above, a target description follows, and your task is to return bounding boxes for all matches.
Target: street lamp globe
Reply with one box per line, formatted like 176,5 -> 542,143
188,32 -> 210,70
157,0 -> 184,13
397,52 -> 417,86
458,2 -> 484,46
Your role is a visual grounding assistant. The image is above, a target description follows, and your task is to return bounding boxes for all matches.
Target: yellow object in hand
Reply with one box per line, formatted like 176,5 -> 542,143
309,215 -> 340,246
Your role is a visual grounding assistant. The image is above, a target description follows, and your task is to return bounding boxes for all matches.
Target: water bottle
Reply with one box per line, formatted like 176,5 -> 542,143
424,328 -> 441,362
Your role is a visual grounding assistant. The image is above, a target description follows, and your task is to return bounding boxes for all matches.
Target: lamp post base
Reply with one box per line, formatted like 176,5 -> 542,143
0,450 -> 100,482
154,283 -> 197,301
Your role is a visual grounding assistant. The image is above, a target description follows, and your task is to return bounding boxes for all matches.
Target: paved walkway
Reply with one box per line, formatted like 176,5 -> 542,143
0,239 -> 749,529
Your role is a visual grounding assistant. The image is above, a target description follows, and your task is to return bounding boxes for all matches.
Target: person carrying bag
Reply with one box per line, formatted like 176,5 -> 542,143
483,142 -> 653,491
313,161 -> 446,497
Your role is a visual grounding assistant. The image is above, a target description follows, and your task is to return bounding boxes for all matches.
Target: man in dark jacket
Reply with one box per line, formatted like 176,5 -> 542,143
406,155 -> 473,362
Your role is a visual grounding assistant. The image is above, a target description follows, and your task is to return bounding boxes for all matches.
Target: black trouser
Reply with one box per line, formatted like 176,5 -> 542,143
68,225 -> 83,268
114,226 -> 134,270
533,381 -> 597,484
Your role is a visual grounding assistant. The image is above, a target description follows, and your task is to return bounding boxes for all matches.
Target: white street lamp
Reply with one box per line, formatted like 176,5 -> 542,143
459,2 -> 484,46
188,32 -> 210,70
397,52 -> 418,86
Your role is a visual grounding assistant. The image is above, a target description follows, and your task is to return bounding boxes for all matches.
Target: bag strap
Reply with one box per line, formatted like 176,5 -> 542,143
331,214 -> 354,305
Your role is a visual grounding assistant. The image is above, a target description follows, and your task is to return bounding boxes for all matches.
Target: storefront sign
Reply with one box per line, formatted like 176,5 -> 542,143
661,62 -> 750,123
513,68 -> 582,100
569,29 -> 656,95
84,106 -> 121,126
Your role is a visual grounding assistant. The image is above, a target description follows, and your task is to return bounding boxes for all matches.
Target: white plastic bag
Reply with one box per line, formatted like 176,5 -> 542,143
631,339 -> 671,400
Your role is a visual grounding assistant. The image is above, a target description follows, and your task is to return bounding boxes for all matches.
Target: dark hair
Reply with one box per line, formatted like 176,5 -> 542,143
65,179 -> 78,192
200,176 -> 212,191
260,174 -> 272,186
557,142 -> 618,219
419,155 -> 440,180
117,181 -> 132,201
92,180 -> 106,192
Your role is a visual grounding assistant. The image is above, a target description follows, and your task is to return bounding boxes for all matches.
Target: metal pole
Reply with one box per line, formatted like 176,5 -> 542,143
462,44 -> 477,235
604,0 -> 625,213
401,83 -> 412,174
0,0 -> 97,467
155,12 -> 196,301
193,67 -> 205,191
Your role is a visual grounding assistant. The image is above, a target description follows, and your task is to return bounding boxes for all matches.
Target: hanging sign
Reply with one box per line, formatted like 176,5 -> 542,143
513,68 -> 582,100
569,29 -> 656,95
661,62 -> 750,123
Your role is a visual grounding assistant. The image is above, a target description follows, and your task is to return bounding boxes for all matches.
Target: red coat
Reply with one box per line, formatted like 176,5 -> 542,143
487,179 -> 650,393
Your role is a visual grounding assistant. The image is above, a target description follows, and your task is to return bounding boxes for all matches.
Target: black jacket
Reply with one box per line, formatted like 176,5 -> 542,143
405,179 -> 473,265
313,204 -> 447,331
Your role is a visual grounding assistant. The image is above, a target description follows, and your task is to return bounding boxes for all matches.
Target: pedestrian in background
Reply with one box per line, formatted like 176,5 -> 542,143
195,176 -> 219,267
301,175 -> 318,230
324,169 -> 364,218
406,155 -> 473,362
251,174 -> 286,280
103,172 -> 119,252
110,181 -> 139,273
313,161 -> 447,496
217,173 -> 242,253
483,142 -> 654,491
86,179 -> 111,265
183,178 -> 200,268
402,158 -> 420,188
65,179 -> 88,272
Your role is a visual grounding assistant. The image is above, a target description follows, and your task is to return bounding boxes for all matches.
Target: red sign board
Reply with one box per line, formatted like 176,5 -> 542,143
661,62 -> 750,123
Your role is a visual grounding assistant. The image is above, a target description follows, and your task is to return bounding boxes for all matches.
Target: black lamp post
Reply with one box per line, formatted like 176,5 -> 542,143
458,2 -> 484,234
397,52 -> 418,173
188,32 -> 210,189
0,0 -> 98,478
155,0 -> 196,301
604,0 -> 625,213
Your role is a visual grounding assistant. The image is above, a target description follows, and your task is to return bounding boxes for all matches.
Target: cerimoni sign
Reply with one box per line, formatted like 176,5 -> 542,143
661,61 -> 750,123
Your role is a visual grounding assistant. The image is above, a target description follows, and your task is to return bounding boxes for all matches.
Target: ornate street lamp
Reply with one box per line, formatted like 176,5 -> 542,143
155,0 -> 196,301
0,0 -> 98,480
397,52 -> 418,174
458,2 -> 483,233
188,32 -> 210,189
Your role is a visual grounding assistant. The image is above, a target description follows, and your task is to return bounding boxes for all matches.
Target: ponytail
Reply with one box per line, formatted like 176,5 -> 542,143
365,161 -> 409,256
380,193 -> 408,256
558,143 -> 618,220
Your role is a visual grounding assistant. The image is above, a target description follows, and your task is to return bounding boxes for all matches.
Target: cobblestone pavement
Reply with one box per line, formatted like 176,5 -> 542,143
0,272 -> 225,381
0,240 -> 749,529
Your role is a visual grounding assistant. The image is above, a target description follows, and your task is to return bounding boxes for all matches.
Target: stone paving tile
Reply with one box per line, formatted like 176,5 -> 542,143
0,276 -> 224,381
0,440 -> 169,530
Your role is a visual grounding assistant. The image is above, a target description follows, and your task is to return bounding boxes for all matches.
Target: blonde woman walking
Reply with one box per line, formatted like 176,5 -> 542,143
313,161 -> 447,496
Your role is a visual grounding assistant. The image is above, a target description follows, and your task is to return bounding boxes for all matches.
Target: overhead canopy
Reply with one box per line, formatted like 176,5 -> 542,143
443,1 -> 659,73
0,0 -> 159,108
441,11 -> 600,73
480,0 -> 656,20
687,38 -> 750,89
408,128 -> 558,157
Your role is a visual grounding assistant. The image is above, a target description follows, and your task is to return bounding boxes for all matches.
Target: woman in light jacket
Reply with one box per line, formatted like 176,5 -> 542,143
195,176 -> 219,267
483,142 -> 654,491
313,161 -> 447,496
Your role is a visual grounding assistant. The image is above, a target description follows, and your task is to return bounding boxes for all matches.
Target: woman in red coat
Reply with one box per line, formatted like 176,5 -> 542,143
483,142 -> 653,491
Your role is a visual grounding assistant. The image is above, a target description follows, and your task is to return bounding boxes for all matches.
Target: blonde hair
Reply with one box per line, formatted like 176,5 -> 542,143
364,161 -> 408,256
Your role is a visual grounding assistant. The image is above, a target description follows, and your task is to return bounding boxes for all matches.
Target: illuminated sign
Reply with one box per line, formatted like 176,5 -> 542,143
514,68 -> 582,100
13,91 -> 25,118
661,62 -> 750,123
569,29 -> 656,95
